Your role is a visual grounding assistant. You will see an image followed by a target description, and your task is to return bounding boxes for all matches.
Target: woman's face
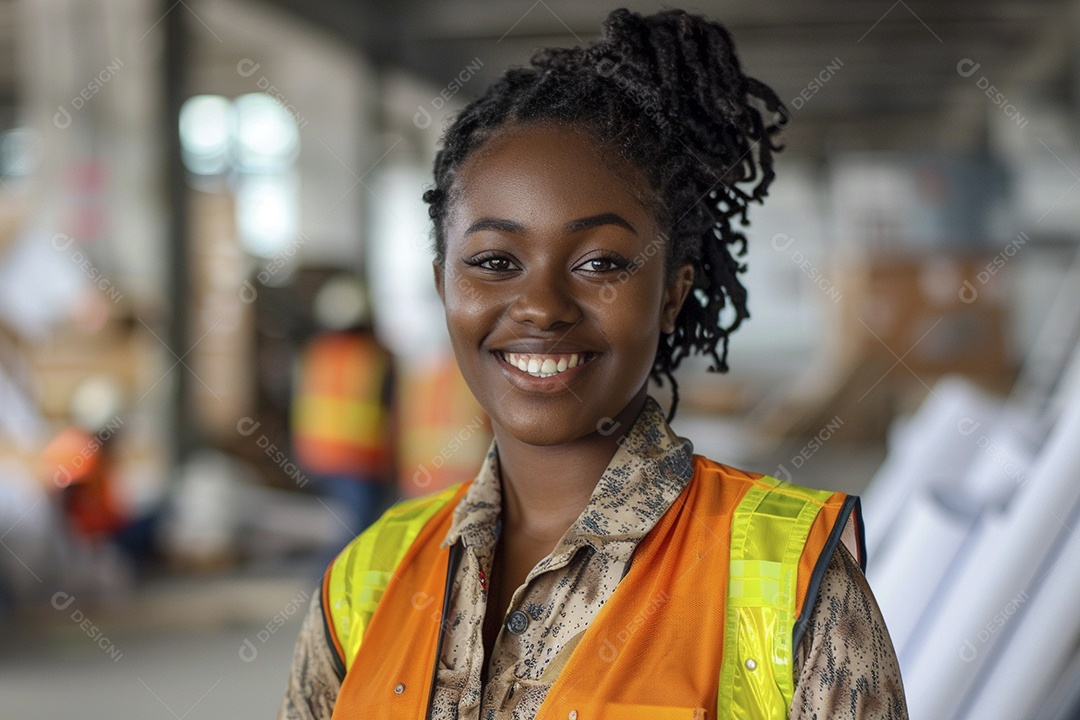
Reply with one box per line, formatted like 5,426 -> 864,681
435,122 -> 693,447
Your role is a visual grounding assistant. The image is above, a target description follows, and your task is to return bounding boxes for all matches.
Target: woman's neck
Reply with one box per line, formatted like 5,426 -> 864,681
491,391 -> 649,544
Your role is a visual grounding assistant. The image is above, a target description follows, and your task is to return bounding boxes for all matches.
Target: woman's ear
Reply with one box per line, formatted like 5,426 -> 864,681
433,261 -> 446,303
661,264 -> 694,334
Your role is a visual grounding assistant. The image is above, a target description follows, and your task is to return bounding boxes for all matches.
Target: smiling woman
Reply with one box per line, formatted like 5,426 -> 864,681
435,123 -> 690,452
280,8 -> 908,720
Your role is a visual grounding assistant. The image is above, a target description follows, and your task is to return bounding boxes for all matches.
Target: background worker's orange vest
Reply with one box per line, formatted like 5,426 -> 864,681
396,354 -> 490,497
41,427 -> 126,537
292,332 -> 391,477
325,455 -> 862,719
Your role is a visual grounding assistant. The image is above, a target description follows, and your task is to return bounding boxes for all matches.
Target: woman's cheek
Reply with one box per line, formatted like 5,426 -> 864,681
445,284 -> 497,338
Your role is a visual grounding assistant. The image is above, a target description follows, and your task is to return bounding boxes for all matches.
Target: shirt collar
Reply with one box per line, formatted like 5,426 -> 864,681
440,396 -> 695,561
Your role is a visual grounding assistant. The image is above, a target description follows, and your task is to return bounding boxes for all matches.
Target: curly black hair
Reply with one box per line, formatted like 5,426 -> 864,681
422,7 -> 785,420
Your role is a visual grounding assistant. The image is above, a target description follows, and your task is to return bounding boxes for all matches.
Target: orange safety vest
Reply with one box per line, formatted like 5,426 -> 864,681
397,355 -> 491,497
324,455 -> 863,719
292,332 -> 391,477
41,427 -> 126,537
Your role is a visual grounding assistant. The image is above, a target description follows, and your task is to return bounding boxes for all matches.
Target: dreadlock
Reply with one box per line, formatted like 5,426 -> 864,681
422,7 -> 785,420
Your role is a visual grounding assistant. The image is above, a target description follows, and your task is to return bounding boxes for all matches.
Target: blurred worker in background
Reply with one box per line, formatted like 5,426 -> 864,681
41,377 -> 128,541
39,375 -> 156,595
291,275 -> 394,549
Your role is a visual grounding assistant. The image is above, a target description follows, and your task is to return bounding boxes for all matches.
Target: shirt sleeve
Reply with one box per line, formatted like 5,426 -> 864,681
278,587 -> 342,720
790,542 -> 909,719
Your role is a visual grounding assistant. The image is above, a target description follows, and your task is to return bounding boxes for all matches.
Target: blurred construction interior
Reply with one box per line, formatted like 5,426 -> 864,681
1,0 -> 1080,717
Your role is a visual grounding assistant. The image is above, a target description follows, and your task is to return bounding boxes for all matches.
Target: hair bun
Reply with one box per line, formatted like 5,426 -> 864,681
587,9 -> 780,151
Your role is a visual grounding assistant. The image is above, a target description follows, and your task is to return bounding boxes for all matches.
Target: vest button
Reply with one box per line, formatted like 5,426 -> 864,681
568,711 -> 579,720
745,658 -> 757,671
506,610 -> 530,635
394,683 -> 406,694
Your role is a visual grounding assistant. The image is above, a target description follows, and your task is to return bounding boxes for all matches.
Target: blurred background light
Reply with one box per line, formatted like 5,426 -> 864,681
233,92 -> 299,174
179,94 -> 233,176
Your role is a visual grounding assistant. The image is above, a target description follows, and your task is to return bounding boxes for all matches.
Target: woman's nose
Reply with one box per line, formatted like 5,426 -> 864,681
507,268 -> 582,330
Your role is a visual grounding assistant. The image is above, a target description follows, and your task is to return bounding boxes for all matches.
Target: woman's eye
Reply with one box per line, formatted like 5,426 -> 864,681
578,256 -> 626,273
467,255 -> 516,272
481,257 -> 512,271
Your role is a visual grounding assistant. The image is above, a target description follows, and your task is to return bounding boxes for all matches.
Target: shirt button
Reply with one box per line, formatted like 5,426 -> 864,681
506,610 -> 530,635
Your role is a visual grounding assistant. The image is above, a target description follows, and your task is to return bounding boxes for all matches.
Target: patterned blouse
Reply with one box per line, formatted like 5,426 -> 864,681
279,397 -> 908,719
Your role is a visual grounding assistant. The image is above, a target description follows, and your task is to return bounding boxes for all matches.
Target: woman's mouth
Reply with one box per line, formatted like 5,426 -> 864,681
496,351 -> 597,378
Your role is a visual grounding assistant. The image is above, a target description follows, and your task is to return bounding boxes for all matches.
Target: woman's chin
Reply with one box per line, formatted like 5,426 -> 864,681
490,414 -> 600,449
500,426 -> 583,448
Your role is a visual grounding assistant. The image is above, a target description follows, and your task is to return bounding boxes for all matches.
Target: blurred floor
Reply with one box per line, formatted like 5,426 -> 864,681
0,572 -> 315,719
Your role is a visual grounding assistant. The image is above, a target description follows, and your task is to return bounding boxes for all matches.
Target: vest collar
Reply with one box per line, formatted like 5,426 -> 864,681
439,396 -> 695,566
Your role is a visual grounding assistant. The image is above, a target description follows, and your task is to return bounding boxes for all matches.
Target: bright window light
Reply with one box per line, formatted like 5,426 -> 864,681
179,95 -> 233,176
233,93 -> 299,174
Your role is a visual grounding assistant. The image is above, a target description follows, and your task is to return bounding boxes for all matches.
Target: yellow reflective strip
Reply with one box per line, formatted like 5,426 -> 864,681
730,560 -> 782,581
718,485 -> 767,713
719,478 -> 830,720
327,485 -> 461,671
729,560 -> 784,607
771,498 -> 823,707
356,570 -> 392,613
327,562 -> 349,652
727,580 -> 782,607
730,606 -> 788,720
768,481 -> 833,506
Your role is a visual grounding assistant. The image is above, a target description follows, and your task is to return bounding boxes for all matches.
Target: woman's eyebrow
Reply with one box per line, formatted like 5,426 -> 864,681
465,218 -> 525,235
465,213 -> 637,236
564,213 -> 637,235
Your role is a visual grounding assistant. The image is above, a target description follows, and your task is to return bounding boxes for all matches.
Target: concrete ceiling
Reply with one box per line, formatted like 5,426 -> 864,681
3,0 -> 1076,156
260,0 -> 1080,157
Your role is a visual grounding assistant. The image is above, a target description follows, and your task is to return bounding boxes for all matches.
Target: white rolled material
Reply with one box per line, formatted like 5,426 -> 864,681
861,375 -> 1000,558
958,508 -> 1080,720
867,489 -> 976,659
958,410 -> 1038,509
903,387 -> 1080,720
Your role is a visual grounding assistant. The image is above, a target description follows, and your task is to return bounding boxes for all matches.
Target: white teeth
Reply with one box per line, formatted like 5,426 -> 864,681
501,351 -> 590,378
